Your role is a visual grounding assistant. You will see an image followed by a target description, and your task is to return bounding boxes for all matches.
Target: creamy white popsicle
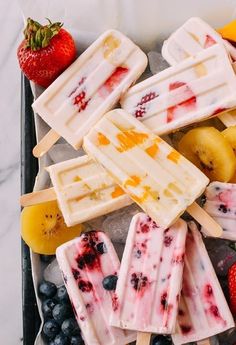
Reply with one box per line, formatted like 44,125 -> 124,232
121,44 -> 236,134
83,109 -> 209,229
56,231 -> 136,345
172,221 -> 234,345
110,213 -> 187,334
203,181 -> 236,241
47,155 -> 132,226
33,29 -> 147,150
161,17 -> 236,127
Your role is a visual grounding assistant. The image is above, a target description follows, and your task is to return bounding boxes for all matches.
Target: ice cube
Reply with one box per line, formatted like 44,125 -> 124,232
43,258 -> 64,286
48,144 -> 85,164
148,51 -> 169,75
102,204 -> 141,243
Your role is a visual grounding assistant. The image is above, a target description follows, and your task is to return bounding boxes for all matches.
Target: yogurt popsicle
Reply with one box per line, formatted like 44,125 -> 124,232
83,109 -> 215,230
47,155 -> 132,226
172,221 -> 234,345
161,17 -> 236,127
110,213 -> 187,339
121,44 -> 236,134
56,230 -> 136,345
32,29 -> 147,156
203,181 -> 236,241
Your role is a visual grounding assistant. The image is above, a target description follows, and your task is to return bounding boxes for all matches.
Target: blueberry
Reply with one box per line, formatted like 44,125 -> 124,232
61,318 -> 80,336
56,286 -> 69,303
42,299 -> 57,319
52,304 -> 72,324
39,281 -> 57,299
96,242 -> 107,254
152,335 -> 172,345
54,332 -> 69,345
40,254 -> 55,263
102,275 -> 118,290
43,319 -> 60,338
70,335 -> 84,345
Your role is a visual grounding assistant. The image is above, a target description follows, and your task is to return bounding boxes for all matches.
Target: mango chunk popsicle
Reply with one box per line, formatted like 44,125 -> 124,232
83,109 -> 209,229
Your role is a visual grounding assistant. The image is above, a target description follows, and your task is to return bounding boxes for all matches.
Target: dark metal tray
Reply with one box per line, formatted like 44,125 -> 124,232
21,75 -> 40,345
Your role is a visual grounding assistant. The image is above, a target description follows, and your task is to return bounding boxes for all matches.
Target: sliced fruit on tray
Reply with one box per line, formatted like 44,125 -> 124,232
178,126 -> 236,182
17,18 -> 76,88
21,200 -> 84,254
222,126 -> 236,182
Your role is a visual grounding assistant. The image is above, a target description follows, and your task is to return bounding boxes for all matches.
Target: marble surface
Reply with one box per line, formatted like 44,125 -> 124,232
0,0 -> 23,344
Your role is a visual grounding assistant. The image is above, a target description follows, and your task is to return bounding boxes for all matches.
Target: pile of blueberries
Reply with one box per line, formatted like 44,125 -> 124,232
39,280 -> 84,345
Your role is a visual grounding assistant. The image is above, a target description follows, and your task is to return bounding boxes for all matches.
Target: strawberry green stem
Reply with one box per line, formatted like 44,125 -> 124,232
24,18 -> 63,51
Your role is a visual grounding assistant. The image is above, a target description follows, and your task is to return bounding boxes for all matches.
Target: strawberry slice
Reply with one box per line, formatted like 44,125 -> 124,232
167,81 -> 196,123
99,67 -> 129,97
204,35 -> 216,48
228,262 -> 236,315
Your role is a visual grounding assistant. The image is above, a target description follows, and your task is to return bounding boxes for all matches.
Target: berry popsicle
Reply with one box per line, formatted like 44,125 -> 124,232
56,230 -> 137,345
121,44 -> 236,134
161,17 -> 236,127
203,181 -> 236,241
32,29 -> 147,157
172,221 -> 234,345
20,155 -> 132,227
110,213 -> 187,344
83,109 -> 222,236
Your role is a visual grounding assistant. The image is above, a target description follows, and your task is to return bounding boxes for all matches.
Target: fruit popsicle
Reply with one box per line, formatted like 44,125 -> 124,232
47,155 -> 132,226
121,44 -> 236,134
32,29 -> 147,156
203,181 -> 236,241
172,221 -> 234,345
56,230 -> 136,345
83,109 -> 210,229
161,17 -> 236,127
110,213 -> 187,338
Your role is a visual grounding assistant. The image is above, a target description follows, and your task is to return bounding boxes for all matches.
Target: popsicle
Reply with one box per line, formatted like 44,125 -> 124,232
110,213 -> 187,344
203,181 -> 236,241
161,17 -> 236,127
32,29 -> 147,157
56,230 -> 136,345
83,108 -> 222,235
172,221 -> 234,345
20,155 -> 132,227
121,44 -> 236,134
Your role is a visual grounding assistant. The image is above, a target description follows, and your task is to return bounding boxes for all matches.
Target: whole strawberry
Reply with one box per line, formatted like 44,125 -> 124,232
17,18 -> 76,88
228,261 -> 236,315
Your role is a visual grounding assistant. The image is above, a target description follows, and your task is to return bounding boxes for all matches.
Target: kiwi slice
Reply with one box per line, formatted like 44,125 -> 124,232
222,126 -> 236,182
178,127 -> 236,182
21,200 -> 84,254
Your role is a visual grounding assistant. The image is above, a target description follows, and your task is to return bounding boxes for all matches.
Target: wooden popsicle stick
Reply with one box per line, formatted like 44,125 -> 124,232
197,338 -> 211,345
136,332 -> 151,345
33,129 -> 61,158
187,202 -> 222,238
20,187 -> 56,207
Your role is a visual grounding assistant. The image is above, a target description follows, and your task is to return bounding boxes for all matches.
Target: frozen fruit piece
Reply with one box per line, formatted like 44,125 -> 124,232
152,335 -> 172,345
61,318 -> 80,336
228,262 -> 236,315
222,126 -> 236,182
42,299 -> 57,319
52,304 -> 72,324
56,286 -> 69,303
39,281 -> 57,299
54,332 -> 69,345
21,201 -> 84,254
218,20 -> 236,43
178,127 -> 236,182
17,18 -> 76,88
102,275 -> 118,290
70,335 -> 84,345
43,319 -> 60,338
